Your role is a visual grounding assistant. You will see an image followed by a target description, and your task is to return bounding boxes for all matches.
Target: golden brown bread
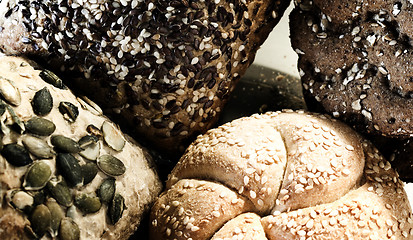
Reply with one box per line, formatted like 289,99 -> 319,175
150,110 -> 413,239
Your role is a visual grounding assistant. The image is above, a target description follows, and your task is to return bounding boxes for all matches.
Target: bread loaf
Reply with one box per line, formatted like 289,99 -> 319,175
289,0 -> 413,138
0,56 -> 162,239
0,0 -> 291,154
150,110 -> 413,239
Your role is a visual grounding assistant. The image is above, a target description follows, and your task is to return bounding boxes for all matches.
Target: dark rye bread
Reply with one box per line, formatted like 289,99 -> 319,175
289,0 -> 413,138
0,0 -> 290,154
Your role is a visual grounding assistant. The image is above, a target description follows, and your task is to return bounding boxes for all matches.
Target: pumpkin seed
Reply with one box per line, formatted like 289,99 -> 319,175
0,76 -> 21,106
39,69 -> 66,89
0,101 -> 6,116
32,190 -> 46,207
51,135 -> 82,153
6,190 -> 34,212
74,193 -> 101,214
59,102 -> 79,122
31,87 -> 53,116
79,141 -> 100,161
23,161 -> 52,190
78,135 -> 99,148
47,176 -> 73,207
46,199 -> 65,238
30,204 -> 51,238
81,162 -> 99,185
97,155 -> 126,177
25,117 -> 56,136
56,153 -> 83,187
102,121 -> 125,151
98,178 -> 116,204
22,135 -> 55,158
86,124 -> 102,138
1,143 -> 33,166
59,217 -> 80,240
109,193 -> 125,224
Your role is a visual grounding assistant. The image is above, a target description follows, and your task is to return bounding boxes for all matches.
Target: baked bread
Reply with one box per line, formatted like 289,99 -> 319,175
0,56 -> 162,239
289,0 -> 413,138
150,110 -> 413,239
0,0 -> 291,154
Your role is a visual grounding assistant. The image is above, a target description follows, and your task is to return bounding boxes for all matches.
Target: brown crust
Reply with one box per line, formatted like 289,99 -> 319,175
150,110 -> 413,239
290,0 -> 413,137
0,0 -> 291,154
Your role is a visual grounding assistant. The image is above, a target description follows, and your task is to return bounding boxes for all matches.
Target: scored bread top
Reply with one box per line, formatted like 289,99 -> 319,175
151,110 -> 413,239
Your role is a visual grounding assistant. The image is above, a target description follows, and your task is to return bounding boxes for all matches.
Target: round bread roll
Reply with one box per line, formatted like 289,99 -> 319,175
0,0 -> 291,154
0,56 -> 162,239
150,110 -> 413,239
289,0 -> 413,138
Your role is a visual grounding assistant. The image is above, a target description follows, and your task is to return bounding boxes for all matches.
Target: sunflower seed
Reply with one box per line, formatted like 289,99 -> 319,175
86,124 -> 102,138
39,69 -> 65,89
30,204 -> 51,238
22,135 -> 55,158
51,135 -> 82,153
47,176 -> 73,207
4,101 -> 25,134
6,190 -> 34,212
31,87 -> 53,116
1,143 -> 33,166
23,161 -> 52,190
102,121 -> 125,151
59,217 -> 80,240
98,178 -> 116,204
0,76 -> 21,106
109,193 -> 125,224
97,155 -> 126,177
46,199 -> 65,238
25,117 -> 56,136
81,162 -> 99,185
74,193 -> 102,214
56,153 -> 83,187
59,102 -> 79,122
77,96 -> 103,116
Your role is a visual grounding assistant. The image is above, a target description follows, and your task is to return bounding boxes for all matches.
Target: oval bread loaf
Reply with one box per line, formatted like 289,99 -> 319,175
0,0 -> 291,154
150,110 -> 413,239
0,56 -> 162,240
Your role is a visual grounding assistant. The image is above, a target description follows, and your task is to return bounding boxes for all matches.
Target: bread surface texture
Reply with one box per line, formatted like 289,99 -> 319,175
289,0 -> 413,138
150,110 -> 413,239
0,56 -> 162,240
0,0 -> 291,154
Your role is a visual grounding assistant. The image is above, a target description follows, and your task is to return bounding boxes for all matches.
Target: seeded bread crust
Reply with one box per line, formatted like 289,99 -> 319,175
289,0 -> 413,137
0,0 -> 291,154
150,111 -> 413,239
0,56 -> 162,240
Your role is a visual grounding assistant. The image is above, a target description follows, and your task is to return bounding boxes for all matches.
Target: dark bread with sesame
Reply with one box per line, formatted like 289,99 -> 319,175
289,0 -> 413,138
149,111 -> 413,239
0,56 -> 162,240
0,0 -> 291,154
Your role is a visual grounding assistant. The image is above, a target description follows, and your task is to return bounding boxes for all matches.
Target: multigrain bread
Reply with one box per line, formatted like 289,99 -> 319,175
0,0 -> 291,154
0,56 -> 162,239
150,110 -> 413,239
289,0 -> 413,138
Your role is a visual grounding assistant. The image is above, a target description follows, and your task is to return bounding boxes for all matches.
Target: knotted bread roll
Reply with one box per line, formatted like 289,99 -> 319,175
150,110 -> 413,239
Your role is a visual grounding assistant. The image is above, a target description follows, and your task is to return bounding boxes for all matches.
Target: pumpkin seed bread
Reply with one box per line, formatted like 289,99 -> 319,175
0,56 -> 162,240
150,111 -> 413,239
289,0 -> 413,138
0,0 -> 291,154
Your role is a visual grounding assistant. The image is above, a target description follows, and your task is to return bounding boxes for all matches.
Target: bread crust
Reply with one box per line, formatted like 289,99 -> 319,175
150,111 -> 413,239
0,0 -> 291,154
0,56 -> 162,240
